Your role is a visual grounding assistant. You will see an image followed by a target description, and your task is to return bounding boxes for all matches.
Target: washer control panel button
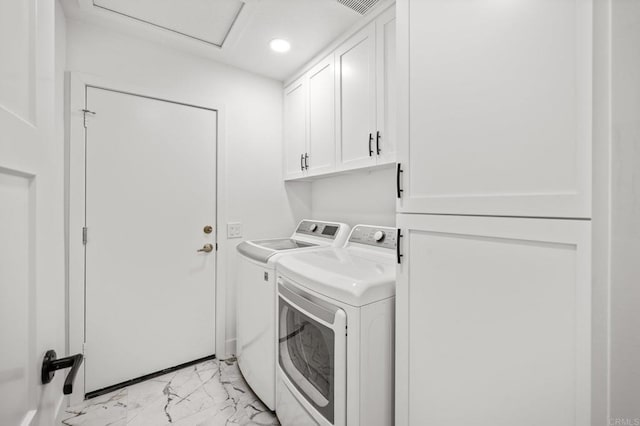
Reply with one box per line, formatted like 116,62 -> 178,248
296,220 -> 343,239
348,226 -> 397,249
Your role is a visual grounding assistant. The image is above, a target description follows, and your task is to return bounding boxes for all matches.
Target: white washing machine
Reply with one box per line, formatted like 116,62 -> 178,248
275,225 -> 397,426
236,220 -> 350,410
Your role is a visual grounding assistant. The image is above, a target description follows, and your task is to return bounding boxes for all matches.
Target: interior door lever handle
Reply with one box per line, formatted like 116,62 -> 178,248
198,243 -> 214,253
41,350 -> 83,395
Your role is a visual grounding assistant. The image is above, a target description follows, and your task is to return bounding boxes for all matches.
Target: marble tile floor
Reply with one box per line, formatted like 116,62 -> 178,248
59,358 -> 280,426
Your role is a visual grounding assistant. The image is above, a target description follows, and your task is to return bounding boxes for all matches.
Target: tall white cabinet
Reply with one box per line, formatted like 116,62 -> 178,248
396,1 -> 594,425
396,215 -> 591,426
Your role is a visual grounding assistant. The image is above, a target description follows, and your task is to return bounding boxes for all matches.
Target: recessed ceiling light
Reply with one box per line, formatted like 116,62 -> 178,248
270,38 -> 291,53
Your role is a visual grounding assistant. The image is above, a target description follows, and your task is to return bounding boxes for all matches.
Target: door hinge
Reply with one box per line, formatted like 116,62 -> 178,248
82,227 -> 87,245
82,109 -> 96,128
216,243 -> 218,251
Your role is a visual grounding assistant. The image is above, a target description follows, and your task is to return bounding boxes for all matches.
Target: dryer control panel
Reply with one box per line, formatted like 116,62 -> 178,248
296,220 -> 343,240
348,225 -> 397,250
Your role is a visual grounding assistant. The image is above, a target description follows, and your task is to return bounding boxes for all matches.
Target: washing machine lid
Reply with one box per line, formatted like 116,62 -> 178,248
237,238 -> 318,263
253,238 -> 317,251
276,247 -> 396,307
236,220 -> 351,264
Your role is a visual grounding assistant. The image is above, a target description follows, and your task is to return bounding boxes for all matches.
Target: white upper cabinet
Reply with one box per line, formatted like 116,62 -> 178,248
375,7 -> 397,165
284,56 -> 336,179
283,5 -> 396,180
396,0 -> 592,218
283,77 -> 307,180
336,7 -> 397,171
335,22 -> 377,170
307,56 -> 336,176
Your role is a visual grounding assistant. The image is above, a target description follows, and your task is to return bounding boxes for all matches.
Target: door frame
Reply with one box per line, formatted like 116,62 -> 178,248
67,72 -> 228,404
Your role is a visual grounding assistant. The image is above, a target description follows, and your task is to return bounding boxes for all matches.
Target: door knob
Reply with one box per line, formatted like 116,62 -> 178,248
198,243 -> 214,253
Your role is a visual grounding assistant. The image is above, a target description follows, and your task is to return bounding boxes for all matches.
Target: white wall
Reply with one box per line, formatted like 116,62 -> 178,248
65,19 -> 311,355
611,0 -> 640,422
309,167 -> 396,228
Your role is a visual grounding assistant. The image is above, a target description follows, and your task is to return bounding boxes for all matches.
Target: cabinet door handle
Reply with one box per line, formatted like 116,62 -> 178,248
376,131 -> 381,155
368,133 -> 374,157
304,153 -> 309,170
397,163 -> 404,198
300,154 -> 304,171
396,228 -> 403,265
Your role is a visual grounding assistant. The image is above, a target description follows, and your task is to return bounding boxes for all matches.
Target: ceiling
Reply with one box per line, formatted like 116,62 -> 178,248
61,0 -> 375,81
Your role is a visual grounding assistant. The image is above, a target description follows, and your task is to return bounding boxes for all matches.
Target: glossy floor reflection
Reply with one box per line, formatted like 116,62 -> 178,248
59,358 -> 279,426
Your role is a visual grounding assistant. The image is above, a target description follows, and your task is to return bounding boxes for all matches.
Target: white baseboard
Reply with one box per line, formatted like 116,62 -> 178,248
53,395 -> 65,424
20,410 -> 36,426
224,338 -> 236,359
24,394 -> 64,426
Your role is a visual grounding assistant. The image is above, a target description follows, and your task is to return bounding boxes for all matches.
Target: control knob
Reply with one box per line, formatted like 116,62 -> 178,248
309,224 -> 318,232
373,230 -> 385,242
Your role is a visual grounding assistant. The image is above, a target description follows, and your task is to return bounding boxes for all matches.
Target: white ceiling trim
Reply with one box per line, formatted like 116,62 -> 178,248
219,0 -> 259,51
76,0 -> 259,49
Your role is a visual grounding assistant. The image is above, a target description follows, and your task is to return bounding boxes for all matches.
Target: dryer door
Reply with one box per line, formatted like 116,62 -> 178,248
278,281 -> 346,425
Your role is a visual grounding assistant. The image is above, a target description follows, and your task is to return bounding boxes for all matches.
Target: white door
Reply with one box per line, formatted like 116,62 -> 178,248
307,56 -> 336,176
84,87 -> 217,393
336,23 -> 377,171
375,7 -> 397,165
284,78 -> 307,179
396,0 -> 592,218
0,0 -> 66,425
396,214 -> 591,426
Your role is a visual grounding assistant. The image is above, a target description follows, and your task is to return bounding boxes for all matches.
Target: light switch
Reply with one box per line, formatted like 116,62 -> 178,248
227,222 -> 242,239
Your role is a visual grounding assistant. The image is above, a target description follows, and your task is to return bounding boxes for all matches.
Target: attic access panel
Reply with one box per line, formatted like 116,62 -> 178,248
92,0 -> 245,47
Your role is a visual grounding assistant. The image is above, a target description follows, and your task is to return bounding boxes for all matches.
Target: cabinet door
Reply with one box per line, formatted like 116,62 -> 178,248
396,214 -> 591,426
283,78 -> 307,179
335,23 -> 377,170
375,7 -> 397,165
397,0 -> 592,217
307,56 -> 336,176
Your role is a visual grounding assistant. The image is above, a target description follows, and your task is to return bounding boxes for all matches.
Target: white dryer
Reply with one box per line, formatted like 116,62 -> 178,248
236,220 -> 350,410
275,225 -> 397,426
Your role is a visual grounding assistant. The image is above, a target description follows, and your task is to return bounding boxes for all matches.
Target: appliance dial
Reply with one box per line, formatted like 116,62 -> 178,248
309,224 -> 318,232
374,230 -> 385,242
